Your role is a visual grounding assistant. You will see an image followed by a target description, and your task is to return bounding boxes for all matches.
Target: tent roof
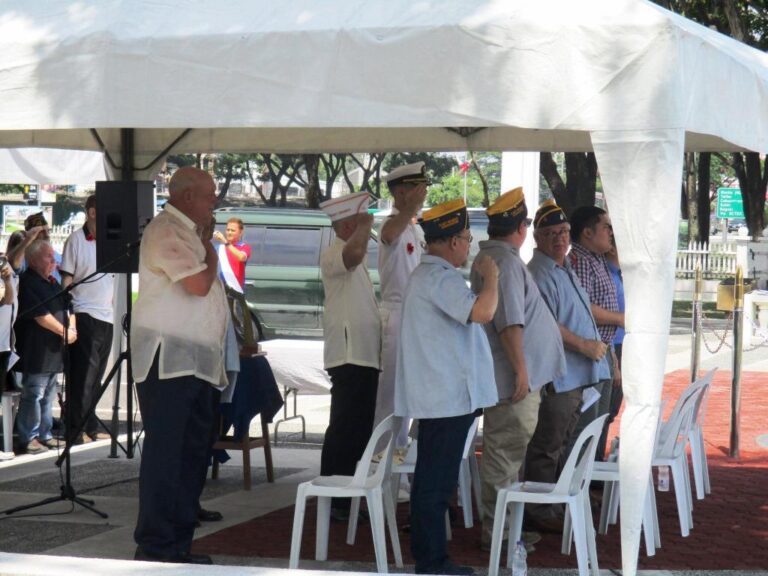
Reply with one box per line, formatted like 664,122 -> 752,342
0,0 -> 766,159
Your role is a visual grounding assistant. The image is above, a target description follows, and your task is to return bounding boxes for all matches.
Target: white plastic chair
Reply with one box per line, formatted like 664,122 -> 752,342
652,383 -> 706,538
589,459 -> 659,556
687,371 -> 715,500
388,416 -> 481,529
1,391 -> 19,454
289,414 -> 403,573
488,414 -> 608,576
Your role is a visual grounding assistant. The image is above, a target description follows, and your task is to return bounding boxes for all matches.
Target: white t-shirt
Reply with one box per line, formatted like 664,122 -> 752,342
377,212 -> 424,305
130,204 -> 229,388
60,226 -> 115,323
320,238 -> 381,371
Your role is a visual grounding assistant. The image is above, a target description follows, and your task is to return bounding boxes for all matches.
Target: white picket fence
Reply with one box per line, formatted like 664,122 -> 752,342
0,224 -> 73,255
675,241 -> 737,279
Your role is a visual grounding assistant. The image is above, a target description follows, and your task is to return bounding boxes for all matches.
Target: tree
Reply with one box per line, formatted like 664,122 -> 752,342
657,0 -> 768,239
539,152 -> 598,216
259,154 -> 306,207
342,153 -> 385,197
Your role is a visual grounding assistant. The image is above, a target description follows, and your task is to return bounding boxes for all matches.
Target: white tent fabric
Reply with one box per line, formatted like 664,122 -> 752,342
2,2 -> 768,573
0,148 -> 106,185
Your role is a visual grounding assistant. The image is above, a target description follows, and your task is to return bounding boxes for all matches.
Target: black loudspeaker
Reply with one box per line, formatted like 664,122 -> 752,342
96,181 -> 155,273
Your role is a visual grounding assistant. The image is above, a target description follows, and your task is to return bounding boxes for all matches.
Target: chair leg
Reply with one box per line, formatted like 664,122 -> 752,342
241,435 -> 252,491
648,476 -> 661,548
316,496 -> 331,561
582,495 -> 600,576
3,394 -> 15,453
289,489 -> 307,569
562,504 -> 572,556
445,510 -> 452,540
347,497 -> 361,545
642,484 -> 656,557
670,460 -> 690,537
680,456 -> 694,527
487,492 -> 508,576
470,452 -> 482,517
211,458 -> 220,480
261,418 -> 275,483
598,481 -> 611,535
383,482 -> 403,567
459,460 -> 473,528
506,502 -> 524,568
568,497 -> 590,576
367,491 -> 389,574
699,431 -> 711,495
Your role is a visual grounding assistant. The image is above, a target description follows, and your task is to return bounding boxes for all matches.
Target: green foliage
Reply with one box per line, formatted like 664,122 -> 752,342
0,184 -> 24,195
428,173 -> 486,207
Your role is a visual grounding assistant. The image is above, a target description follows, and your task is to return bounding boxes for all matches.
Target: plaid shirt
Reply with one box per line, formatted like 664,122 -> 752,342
569,242 -> 618,344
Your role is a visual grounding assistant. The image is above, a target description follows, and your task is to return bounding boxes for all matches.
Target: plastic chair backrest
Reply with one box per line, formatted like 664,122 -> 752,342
665,369 -> 716,430
554,414 -> 609,497
462,417 -> 480,459
351,414 -> 399,488
656,386 -> 703,459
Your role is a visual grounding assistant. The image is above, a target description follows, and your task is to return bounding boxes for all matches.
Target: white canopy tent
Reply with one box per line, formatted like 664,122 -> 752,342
0,148 -> 106,186
1,1 -> 768,572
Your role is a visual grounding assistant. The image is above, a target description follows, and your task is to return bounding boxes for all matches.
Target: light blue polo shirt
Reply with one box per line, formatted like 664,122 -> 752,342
395,254 -> 498,419
527,249 -> 609,393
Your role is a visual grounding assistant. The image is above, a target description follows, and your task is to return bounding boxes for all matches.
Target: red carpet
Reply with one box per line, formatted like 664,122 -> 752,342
194,369 -> 768,570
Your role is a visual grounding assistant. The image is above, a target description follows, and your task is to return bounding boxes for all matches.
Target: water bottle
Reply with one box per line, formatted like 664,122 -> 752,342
658,465 -> 670,492
512,540 -> 527,576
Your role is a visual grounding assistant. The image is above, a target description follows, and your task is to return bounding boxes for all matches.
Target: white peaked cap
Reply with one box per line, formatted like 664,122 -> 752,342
319,191 -> 371,222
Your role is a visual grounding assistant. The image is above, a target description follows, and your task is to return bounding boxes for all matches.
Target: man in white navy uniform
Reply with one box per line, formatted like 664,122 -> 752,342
373,161 -> 429,447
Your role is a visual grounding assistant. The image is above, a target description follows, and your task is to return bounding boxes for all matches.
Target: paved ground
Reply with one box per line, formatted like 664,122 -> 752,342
0,332 -> 766,575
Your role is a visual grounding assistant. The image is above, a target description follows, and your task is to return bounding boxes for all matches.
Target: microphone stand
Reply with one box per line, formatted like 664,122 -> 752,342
2,242 -> 139,518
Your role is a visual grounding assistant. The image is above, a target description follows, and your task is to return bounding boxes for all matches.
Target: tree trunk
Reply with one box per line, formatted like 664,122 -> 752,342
683,153 -> 695,239
732,152 -> 767,239
539,152 -> 566,206
696,152 -> 711,241
561,153 -> 597,216
303,154 -> 322,208
470,151 -> 490,207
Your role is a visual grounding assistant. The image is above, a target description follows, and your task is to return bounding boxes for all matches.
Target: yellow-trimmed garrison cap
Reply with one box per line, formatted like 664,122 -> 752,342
533,199 -> 568,229
486,186 -> 529,228
385,161 -> 431,187
418,198 -> 468,241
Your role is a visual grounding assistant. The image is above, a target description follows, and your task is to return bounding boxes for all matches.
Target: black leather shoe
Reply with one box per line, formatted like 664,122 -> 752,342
177,553 -> 213,565
416,560 -> 474,575
135,547 -> 213,565
197,508 -> 223,522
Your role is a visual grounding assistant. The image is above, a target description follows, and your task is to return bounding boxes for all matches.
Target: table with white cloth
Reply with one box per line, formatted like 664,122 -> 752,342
259,339 -> 331,441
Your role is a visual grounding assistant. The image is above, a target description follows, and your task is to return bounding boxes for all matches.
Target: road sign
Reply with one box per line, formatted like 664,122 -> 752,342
716,187 -> 744,219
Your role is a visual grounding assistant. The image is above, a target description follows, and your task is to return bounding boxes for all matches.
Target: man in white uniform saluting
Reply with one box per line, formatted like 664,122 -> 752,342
373,161 -> 429,447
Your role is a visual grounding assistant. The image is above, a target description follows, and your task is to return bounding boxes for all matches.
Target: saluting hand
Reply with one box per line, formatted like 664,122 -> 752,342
475,255 -> 499,283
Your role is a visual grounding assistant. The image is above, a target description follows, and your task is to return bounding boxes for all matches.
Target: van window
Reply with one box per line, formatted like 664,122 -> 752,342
259,227 -> 322,267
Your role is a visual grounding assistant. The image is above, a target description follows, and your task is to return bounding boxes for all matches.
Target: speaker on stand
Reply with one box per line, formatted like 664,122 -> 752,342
96,181 -> 154,457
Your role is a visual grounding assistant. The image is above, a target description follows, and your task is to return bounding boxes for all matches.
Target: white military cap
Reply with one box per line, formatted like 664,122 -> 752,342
384,161 -> 430,187
319,191 -> 371,222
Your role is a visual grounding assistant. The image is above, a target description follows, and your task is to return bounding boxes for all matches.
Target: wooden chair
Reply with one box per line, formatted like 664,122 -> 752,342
212,411 -> 274,490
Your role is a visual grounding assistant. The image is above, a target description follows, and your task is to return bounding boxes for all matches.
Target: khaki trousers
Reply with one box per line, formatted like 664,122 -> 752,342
480,391 -> 541,543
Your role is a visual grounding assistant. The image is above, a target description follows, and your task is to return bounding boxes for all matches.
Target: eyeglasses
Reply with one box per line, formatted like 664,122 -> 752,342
454,233 -> 473,244
539,228 -> 570,240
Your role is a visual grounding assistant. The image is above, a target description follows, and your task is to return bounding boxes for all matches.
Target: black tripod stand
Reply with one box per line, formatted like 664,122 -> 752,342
2,243 -> 138,518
